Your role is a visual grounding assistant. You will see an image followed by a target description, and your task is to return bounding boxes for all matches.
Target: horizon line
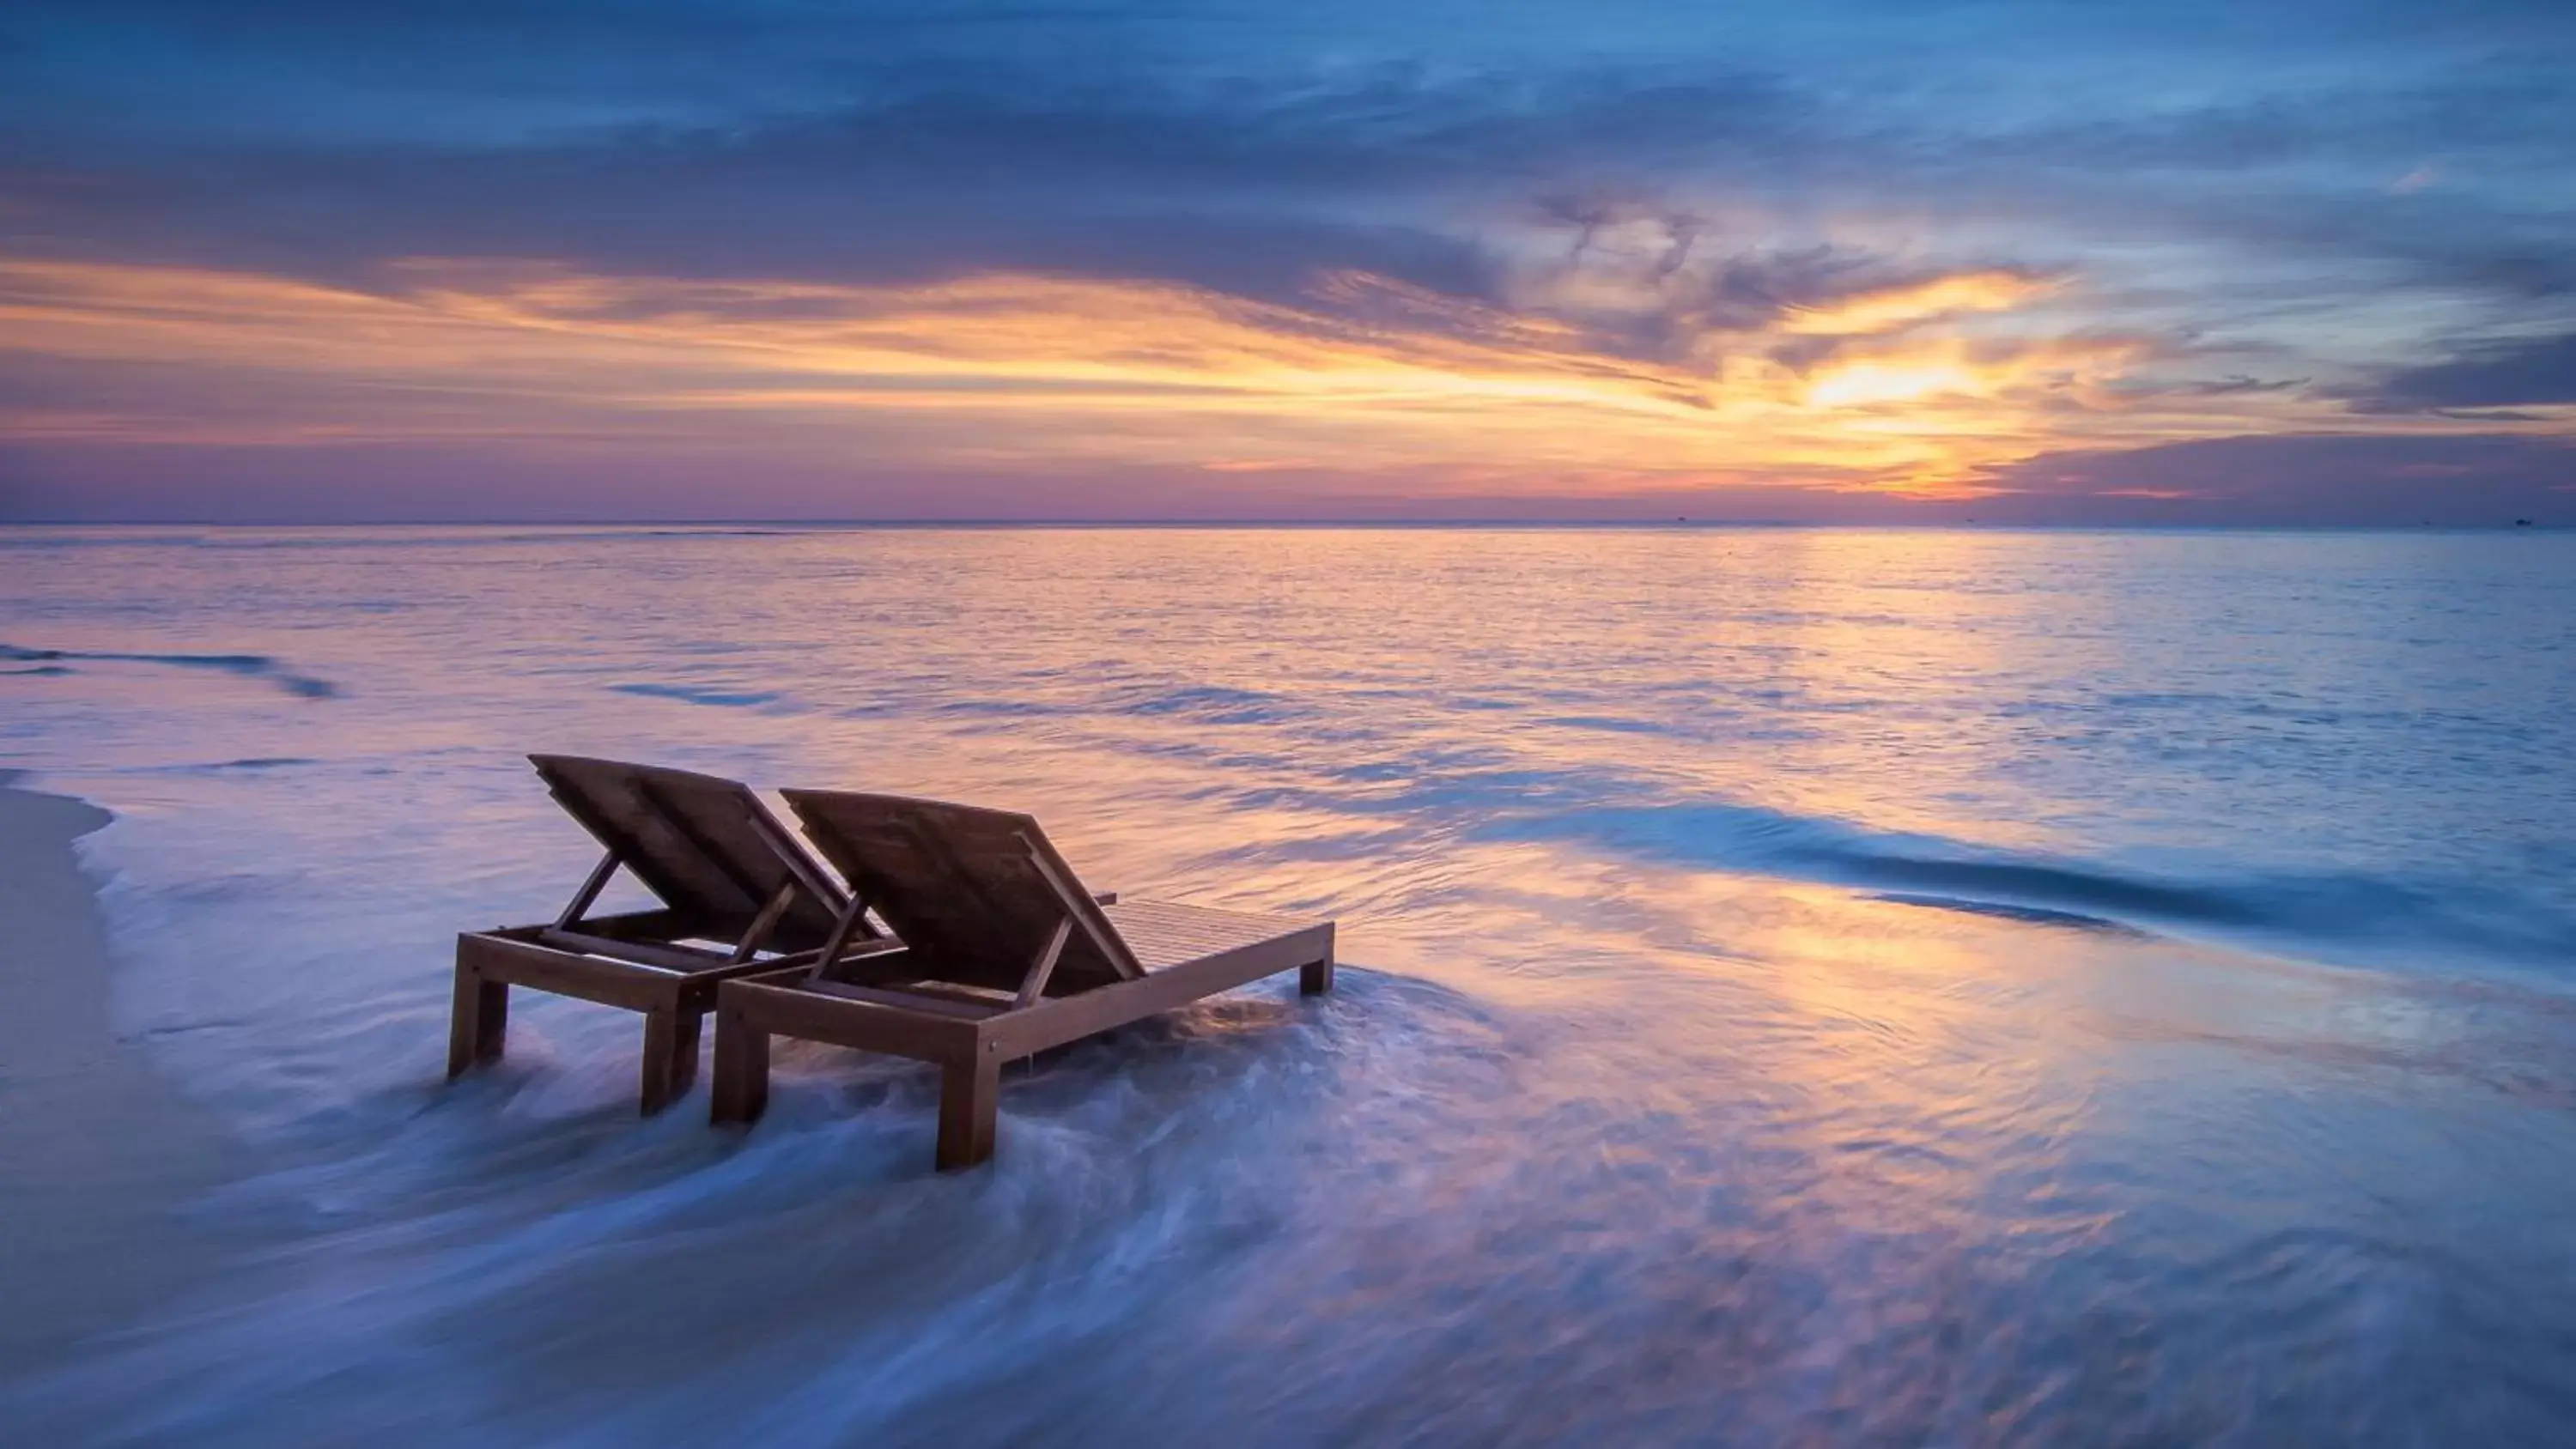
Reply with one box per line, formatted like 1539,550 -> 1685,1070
0,518 -> 2562,532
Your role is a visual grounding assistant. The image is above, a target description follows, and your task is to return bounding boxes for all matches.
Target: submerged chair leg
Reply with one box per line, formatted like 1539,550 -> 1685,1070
637,1005 -> 702,1115
708,1005 -> 770,1126
936,1057 -> 1001,1171
447,956 -> 509,1077
1300,955 -> 1335,996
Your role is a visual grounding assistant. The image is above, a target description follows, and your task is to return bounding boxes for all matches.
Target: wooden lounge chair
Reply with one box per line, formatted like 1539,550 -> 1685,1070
708,791 -> 1334,1169
448,755 -> 891,1113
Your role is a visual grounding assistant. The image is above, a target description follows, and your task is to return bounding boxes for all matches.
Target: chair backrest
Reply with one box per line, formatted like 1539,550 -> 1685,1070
530,755 -> 846,949
783,790 -> 1141,995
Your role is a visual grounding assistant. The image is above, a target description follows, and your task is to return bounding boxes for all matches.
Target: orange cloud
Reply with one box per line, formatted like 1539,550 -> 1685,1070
1,252 -> 2542,504
1777,270 -> 2061,336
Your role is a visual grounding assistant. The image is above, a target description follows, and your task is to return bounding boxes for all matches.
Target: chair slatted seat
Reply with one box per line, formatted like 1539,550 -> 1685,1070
708,790 -> 1334,1169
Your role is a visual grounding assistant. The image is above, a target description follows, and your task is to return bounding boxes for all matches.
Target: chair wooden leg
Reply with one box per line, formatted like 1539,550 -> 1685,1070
447,961 -> 509,1078
1300,955 -> 1335,995
709,1004 -> 770,1126
638,1006 -> 701,1115
936,1056 -> 1000,1171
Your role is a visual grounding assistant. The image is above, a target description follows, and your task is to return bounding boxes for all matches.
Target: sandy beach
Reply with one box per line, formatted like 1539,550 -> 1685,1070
0,778 -> 258,1379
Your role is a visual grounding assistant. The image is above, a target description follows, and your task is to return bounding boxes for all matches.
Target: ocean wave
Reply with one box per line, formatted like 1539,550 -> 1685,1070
1115,684 -> 1303,725
1869,894 -> 2152,936
0,968 -> 1507,1444
1497,802 -> 2576,971
608,682 -> 784,709
1537,714 -> 1674,736
142,758 -> 319,774
0,644 -> 338,699
930,698 -> 1067,718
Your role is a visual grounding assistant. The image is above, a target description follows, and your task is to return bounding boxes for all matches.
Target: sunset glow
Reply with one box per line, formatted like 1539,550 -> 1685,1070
9,249 -> 2562,516
2,3 -> 2571,520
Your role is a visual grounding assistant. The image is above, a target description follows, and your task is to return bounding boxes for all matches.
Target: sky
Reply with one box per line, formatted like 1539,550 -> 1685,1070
2,0 -> 2573,523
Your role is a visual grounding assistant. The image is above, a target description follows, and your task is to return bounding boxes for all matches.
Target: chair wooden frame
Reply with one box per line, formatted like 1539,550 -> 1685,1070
708,790 -> 1334,1169
447,755 -> 891,1114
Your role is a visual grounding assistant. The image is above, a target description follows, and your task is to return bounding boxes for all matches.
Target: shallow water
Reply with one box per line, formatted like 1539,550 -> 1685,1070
3,524 -> 2574,1445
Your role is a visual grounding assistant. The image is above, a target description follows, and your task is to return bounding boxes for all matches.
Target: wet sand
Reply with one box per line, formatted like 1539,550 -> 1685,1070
0,779 -> 255,1379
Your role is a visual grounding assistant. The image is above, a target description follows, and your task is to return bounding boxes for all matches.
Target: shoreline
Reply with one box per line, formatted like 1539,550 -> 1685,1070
0,777 -> 256,1380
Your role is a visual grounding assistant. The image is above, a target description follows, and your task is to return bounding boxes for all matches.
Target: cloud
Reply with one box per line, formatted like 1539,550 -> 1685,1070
8,14 -> 2573,339
2348,330 -> 2576,413
5,0 -> 2575,519
0,248 -> 2214,514
2,61 -> 1816,301
1968,433 -> 2576,524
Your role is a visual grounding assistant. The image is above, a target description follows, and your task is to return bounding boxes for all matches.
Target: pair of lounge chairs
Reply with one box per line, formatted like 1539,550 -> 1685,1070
449,755 -> 1335,1169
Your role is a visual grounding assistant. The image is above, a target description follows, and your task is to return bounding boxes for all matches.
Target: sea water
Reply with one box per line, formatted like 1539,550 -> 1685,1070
2,524 -> 2573,1445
